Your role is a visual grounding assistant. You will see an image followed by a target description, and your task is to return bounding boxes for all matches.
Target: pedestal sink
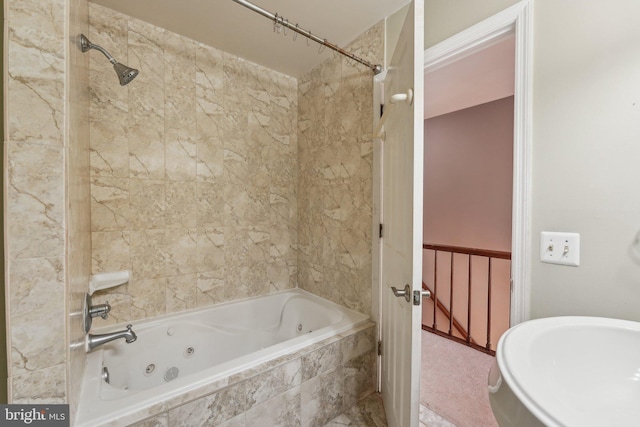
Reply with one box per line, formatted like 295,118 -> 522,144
488,316 -> 640,427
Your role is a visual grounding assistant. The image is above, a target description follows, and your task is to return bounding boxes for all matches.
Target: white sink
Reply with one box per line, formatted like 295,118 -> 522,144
488,316 -> 640,427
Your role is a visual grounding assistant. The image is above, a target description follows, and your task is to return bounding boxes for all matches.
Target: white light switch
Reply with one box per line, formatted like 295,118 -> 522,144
540,231 -> 580,266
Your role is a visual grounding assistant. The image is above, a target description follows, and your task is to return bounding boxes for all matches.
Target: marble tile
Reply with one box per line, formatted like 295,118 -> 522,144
166,182 -> 197,229
168,382 -> 247,427
91,230 -> 131,273
165,34 -> 197,182
195,44 -> 224,184
6,144 -> 65,259
419,405 -> 458,427
6,33 -> 64,146
9,257 -> 66,375
343,351 -> 376,410
90,119 -> 129,178
196,182 -> 224,228
196,275 -> 225,307
297,22 -> 382,317
128,118 -> 165,180
127,17 -> 165,180
91,176 -> 130,231
165,132 -> 197,182
215,414 -> 246,427
245,386 -> 301,427
301,366 -> 344,427
246,359 -> 302,407
130,229 -> 170,279
128,413 -> 168,427
196,226 -> 224,273
342,326 -> 376,363
302,341 -> 343,381
325,393 -> 387,427
130,179 -> 165,229
130,277 -> 166,320
5,0 -> 87,411
165,228 -> 198,275
85,0 -> 307,335
11,364 -> 66,404
166,274 -> 197,314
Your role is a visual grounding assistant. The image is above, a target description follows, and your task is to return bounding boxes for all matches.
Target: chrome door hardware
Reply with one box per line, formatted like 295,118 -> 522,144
413,290 -> 430,306
391,284 -> 411,303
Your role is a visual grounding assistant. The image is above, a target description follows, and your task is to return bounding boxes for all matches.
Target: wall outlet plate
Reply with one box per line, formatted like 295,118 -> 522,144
540,231 -> 580,266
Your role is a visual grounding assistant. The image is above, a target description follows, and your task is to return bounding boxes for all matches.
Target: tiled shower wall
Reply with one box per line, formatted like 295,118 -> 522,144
88,4 -> 298,323
5,0 -> 90,409
297,23 -> 383,316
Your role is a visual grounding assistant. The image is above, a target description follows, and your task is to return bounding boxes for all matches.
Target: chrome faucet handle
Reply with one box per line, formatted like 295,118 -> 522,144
89,301 -> 111,320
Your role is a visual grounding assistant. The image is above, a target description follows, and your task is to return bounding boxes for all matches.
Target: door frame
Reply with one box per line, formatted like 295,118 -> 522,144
421,0 -> 533,326
372,0 -> 533,343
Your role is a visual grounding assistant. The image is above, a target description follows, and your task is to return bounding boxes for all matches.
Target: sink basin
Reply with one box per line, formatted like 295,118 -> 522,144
488,316 -> 640,427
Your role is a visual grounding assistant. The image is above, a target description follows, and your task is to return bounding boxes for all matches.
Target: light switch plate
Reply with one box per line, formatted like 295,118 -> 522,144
540,231 -> 580,266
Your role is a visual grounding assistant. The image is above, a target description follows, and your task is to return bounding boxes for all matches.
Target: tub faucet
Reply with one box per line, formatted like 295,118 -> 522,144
86,324 -> 137,352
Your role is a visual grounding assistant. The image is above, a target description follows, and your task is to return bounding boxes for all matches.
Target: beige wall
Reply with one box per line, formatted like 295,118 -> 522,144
297,23 -> 384,315
89,4 -> 298,324
530,0 -> 640,320
386,4 -> 410,67
4,0 -> 90,412
424,97 -> 514,251
425,0 -> 520,49
426,0 -> 640,321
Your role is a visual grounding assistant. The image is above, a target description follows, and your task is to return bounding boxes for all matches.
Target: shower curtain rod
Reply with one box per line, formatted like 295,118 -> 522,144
231,0 -> 382,75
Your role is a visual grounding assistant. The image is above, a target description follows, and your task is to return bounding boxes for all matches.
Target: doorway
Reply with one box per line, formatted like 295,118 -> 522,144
421,34 -> 514,427
418,2 -> 533,425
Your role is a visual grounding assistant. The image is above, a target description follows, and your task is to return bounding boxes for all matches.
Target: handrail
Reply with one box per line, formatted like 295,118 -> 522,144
423,243 -> 511,260
422,243 -> 512,355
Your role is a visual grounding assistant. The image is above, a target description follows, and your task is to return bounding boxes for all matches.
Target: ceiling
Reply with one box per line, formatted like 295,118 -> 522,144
424,34 -> 516,119
92,0 -> 410,77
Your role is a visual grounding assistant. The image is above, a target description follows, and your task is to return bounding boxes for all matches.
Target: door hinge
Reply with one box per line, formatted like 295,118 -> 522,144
379,223 -> 383,238
377,340 -> 382,356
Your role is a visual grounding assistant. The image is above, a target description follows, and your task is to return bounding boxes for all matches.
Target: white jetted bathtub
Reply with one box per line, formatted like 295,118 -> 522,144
76,289 -> 369,426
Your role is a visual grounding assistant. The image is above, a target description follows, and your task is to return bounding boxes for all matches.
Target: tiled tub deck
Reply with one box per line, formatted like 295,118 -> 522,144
101,322 -> 376,427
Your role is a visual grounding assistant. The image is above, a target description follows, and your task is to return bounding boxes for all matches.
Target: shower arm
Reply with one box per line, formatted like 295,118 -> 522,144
231,0 -> 382,75
80,35 -> 117,65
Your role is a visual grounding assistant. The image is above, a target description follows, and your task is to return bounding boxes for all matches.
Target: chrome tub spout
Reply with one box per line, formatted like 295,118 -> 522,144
86,324 -> 137,352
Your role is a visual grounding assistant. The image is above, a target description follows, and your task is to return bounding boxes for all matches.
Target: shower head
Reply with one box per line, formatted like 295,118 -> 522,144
80,34 -> 139,86
112,62 -> 139,86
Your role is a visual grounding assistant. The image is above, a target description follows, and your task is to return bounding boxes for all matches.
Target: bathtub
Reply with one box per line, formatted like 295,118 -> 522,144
76,289 -> 371,426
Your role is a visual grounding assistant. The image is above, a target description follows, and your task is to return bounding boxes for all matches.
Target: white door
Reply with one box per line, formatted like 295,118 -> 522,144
380,2 -> 424,427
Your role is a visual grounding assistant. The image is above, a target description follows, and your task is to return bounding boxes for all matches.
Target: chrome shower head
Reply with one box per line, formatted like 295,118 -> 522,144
80,34 -> 139,86
113,62 -> 139,86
